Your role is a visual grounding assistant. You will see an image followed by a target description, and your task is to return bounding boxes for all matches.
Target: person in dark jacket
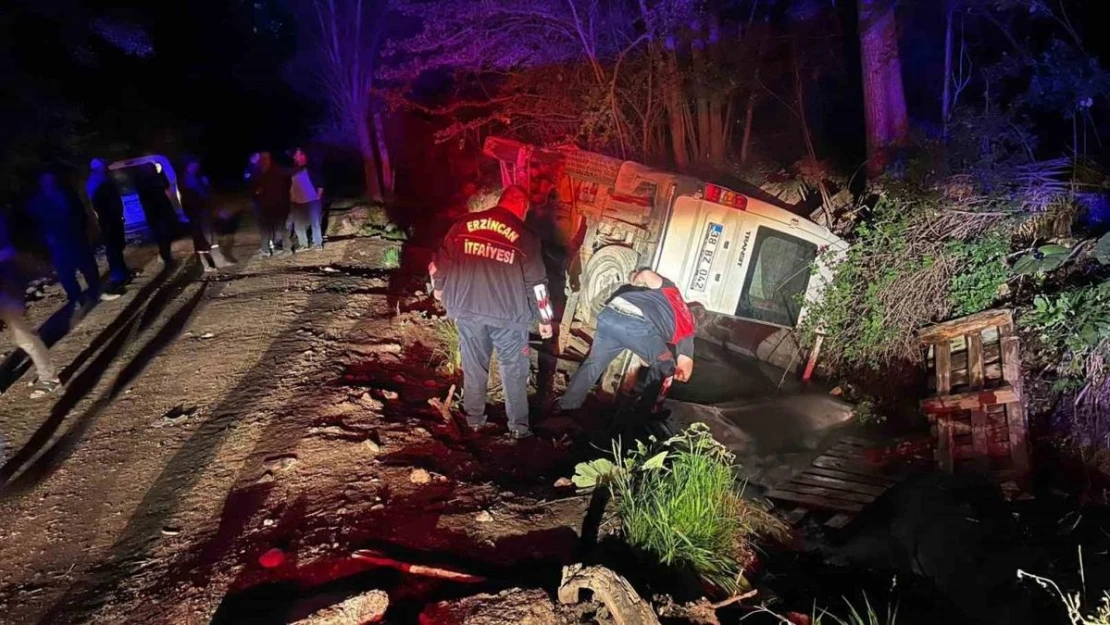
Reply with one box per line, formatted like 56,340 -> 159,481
251,152 -> 291,257
430,186 -> 553,439
26,171 -> 113,305
1,211 -> 60,395
180,159 -> 233,270
86,159 -> 130,293
558,269 -> 695,414
134,164 -> 176,265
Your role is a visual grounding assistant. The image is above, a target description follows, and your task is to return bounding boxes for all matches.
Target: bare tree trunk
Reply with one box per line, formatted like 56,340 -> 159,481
858,0 -> 909,176
373,110 -> 394,198
706,16 -> 727,168
941,1 -> 954,137
662,44 -> 690,170
740,91 -> 756,164
358,121 -> 383,202
691,26 -> 711,166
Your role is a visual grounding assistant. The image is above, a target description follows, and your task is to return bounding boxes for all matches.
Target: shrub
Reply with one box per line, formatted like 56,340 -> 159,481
573,424 -> 786,593
1022,280 -> 1110,383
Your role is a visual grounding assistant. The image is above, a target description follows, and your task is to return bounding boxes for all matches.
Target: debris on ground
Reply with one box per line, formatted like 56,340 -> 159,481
418,588 -> 563,625
409,468 -> 432,485
558,564 -> 661,625
291,590 -> 389,625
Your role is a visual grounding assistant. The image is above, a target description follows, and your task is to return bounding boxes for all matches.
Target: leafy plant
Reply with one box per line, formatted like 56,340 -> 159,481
749,594 -> 898,625
948,233 -> 1010,316
852,399 -> 886,426
1022,281 -> 1110,379
380,246 -> 402,269
1011,244 -> 1074,276
573,424 -> 786,593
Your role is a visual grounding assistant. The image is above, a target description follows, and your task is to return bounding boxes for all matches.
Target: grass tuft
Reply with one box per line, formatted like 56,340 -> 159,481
587,424 -> 787,593
380,246 -> 401,269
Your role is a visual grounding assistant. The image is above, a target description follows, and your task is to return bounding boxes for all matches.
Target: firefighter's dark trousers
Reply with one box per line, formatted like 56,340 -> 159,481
559,307 -> 675,412
456,318 -> 531,434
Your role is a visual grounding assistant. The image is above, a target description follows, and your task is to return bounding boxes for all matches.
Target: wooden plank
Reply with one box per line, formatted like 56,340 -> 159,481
765,489 -> 865,513
825,514 -> 855,529
823,447 -> 869,461
919,309 -> 1013,342
1000,336 -> 1022,387
968,332 -> 985,390
791,472 -> 888,496
935,340 -> 952,396
937,414 -> 954,473
837,436 -> 876,447
922,387 -> 1019,411
1005,402 -> 1031,478
806,466 -> 896,486
970,409 -> 990,470
776,483 -> 876,504
812,456 -> 886,477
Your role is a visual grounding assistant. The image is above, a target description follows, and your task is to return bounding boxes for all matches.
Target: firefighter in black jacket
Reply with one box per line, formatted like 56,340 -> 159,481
431,186 -> 553,439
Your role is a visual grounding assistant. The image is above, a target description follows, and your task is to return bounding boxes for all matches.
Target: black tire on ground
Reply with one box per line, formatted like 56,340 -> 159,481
578,245 -> 641,323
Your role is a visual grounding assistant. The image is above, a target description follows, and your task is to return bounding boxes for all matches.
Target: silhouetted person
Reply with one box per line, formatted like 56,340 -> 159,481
0,211 -> 60,396
135,164 -> 176,265
180,159 -> 233,271
289,148 -> 325,252
86,158 -> 130,295
251,152 -> 291,257
26,171 -> 114,305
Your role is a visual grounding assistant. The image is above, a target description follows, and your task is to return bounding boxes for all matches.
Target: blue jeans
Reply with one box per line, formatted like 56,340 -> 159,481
456,318 -> 532,433
559,307 -> 676,411
47,237 -> 100,302
291,200 -> 323,249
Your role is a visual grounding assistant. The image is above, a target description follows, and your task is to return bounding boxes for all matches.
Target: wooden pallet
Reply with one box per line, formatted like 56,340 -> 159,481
767,436 -> 898,529
919,309 -> 1030,481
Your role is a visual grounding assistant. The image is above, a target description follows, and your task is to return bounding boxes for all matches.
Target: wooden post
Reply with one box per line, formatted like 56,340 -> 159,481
968,332 -> 984,389
1001,336 -> 1030,477
936,340 -> 952,396
802,334 -> 824,382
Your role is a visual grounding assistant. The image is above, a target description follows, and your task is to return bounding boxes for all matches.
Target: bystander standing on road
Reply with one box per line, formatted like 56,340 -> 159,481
86,159 -> 131,295
430,186 -> 553,439
251,152 -> 292,258
289,148 -> 325,252
26,171 -> 117,306
0,211 -> 61,398
558,268 -> 696,416
134,164 -> 177,266
180,158 -> 233,271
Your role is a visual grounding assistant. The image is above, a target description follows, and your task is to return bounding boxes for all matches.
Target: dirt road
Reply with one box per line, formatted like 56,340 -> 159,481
0,222 -> 586,624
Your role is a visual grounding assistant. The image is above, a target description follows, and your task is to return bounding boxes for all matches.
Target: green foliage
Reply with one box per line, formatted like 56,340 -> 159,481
574,424 -> 787,592
429,319 -> 462,375
1095,232 -> 1110,266
815,595 -> 899,625
379,246 -> 401,269
852,399 -> 886,427
947,233 -> 1010,316
803,186 -> 1004,369
1022,281 -> 1110,380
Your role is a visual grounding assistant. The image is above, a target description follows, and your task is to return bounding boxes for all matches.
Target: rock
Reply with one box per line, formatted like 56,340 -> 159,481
256,471 -> 275,485
475,510 -> 493,523
350,342 -> 402,356
323,266 -> 340,273
376,389 -> 399,401
290,590 -> 389,625
554,477 -> 574,488
161,526 -> 181,536
263,454 -> 298,472
363,439 -> 381,453
263,518 -> 275,527
259,548 -> 286,569
358,393 -> 385,411
200,332 -> 216,339
419,588 -> 559,625
371,503 -> 386,511
409,468 -> 432,485
558,564 -> 660,625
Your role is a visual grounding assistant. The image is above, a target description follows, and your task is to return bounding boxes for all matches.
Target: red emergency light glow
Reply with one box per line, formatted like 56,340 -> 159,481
703,184 -> 748,210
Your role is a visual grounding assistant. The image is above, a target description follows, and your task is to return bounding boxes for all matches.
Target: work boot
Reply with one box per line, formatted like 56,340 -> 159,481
197,252 -> 217,272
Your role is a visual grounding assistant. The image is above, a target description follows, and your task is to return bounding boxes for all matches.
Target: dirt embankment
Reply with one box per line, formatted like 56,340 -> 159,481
0,224 -> 593,625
